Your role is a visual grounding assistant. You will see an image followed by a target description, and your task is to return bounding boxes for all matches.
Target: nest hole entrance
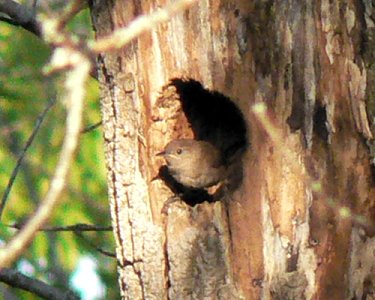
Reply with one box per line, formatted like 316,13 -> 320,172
157,78 -> 249,206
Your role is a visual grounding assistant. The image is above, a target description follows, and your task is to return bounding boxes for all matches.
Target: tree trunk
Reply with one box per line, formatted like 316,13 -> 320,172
90,0 -> 375,299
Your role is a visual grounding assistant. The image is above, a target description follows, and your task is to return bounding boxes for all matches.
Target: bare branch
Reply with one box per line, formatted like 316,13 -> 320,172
0,99 -> 56,220
0,0 -> 41,36
0,15 -> 18,25
73,231 -> 116,258
6,223 -> 112,232
0,0 -> 99,80
0,25 -> 91,267
90,0 -> 197,53
0,0 -> 86,36
0,268 -> 79,300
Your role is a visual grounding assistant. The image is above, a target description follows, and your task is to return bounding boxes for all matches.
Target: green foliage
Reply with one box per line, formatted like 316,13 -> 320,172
0,7 -> 118,300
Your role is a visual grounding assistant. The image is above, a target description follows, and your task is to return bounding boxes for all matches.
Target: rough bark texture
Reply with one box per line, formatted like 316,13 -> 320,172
90,0 -> 375,299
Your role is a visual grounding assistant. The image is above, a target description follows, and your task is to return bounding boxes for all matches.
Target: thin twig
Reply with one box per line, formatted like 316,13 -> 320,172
0,98 -> 56,220
56,0 -> 87,30
74,231 -> 116,258
6,223 -> 112,232
81,121 -> 102,134
0,0 -> 99,79
0,37 -> 91,267
90,0 -> 198,53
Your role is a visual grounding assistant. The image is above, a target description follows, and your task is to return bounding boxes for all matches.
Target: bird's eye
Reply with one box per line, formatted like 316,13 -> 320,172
176,148 -> 182,154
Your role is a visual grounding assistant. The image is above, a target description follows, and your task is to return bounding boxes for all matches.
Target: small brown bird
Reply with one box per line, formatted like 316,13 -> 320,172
157,139 -> 227,189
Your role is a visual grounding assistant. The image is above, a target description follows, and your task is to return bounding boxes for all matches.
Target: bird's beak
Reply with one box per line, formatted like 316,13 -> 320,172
156,151 -> 166,157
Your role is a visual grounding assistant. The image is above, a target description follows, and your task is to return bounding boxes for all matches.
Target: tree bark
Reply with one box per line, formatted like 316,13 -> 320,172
90,0 -> 375,299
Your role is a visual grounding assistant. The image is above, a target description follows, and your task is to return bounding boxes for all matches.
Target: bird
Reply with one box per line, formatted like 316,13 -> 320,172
157,139 -> 227,189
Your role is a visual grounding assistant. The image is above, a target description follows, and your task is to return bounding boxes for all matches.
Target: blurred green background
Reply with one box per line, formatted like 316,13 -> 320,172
0,5 -> 118,300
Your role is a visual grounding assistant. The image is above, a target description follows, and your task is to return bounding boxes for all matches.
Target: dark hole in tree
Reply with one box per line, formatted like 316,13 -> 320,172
158,78 -> 248,206
313,105 -> 329,143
